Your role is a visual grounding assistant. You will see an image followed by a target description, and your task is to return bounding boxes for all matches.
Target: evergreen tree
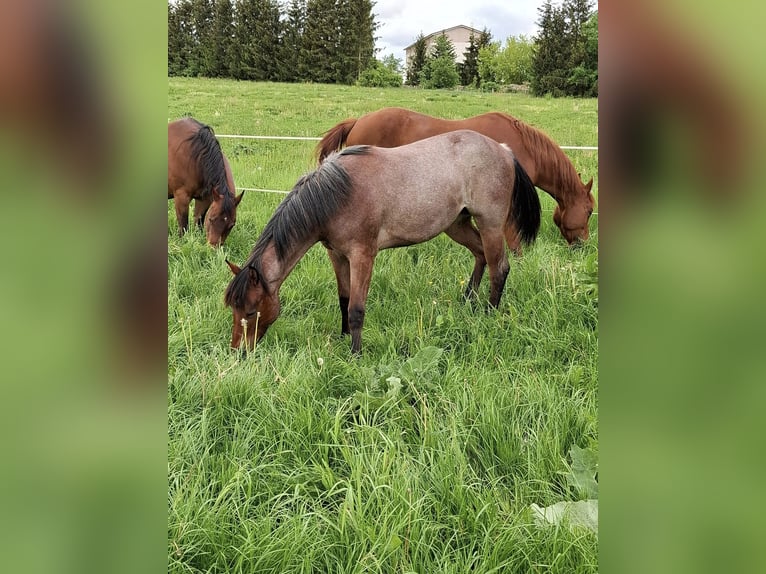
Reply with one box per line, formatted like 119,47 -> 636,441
531,0 -> 596,97
335,0 -> 377,84
302,0 -> 338,83
405,33 -> 427,86
206,0 -> 235,77
278,0 -> 307,82
232,0 -> 281,80
531,0 -> 570,96
478,28 -> 492,49
567,6 -> 597,96
460,32 -> 480,87
189,0 -> 214,76
420,34 -> 459,89
168,1 -> 195,76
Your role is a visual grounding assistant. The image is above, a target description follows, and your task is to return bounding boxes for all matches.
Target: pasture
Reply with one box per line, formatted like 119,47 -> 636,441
168,78 -> 598,573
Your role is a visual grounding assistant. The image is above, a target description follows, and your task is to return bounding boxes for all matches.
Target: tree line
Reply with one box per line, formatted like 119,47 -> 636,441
168,0 -> 377,84
168,0 -> 597,97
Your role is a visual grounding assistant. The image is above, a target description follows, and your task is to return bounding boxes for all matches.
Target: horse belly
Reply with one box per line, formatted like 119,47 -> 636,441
377,198 -> 462,249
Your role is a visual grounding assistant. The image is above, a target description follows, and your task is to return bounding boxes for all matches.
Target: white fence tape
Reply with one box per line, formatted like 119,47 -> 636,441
222,134 -> 597,213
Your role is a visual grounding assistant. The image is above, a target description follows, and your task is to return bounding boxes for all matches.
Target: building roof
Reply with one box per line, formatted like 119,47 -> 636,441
403,25 -> 484,51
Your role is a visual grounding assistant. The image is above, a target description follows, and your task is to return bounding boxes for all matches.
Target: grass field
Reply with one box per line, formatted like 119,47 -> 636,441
168,78 -> 598,573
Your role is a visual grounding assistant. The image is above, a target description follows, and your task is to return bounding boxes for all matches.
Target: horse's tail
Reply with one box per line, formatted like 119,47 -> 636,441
510,157 -> 541,245
315,118 -> 358,163
188,122 -> 230,199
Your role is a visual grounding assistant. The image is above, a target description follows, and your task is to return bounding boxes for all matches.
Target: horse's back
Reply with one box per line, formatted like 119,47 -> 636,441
337,131 -> 515,248
347,107 -> 457,147
346,107 -> 536,178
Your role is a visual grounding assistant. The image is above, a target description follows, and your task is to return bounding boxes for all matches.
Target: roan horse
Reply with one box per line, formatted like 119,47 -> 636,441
168,117 -> 244,246
225,130 -> 541,354
316,107 -> 595,246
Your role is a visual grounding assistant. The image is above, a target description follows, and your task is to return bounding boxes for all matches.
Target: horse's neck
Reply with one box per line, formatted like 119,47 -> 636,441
260,236 -> 318,291
527,147 -> 581,208
512,122 -> 581,207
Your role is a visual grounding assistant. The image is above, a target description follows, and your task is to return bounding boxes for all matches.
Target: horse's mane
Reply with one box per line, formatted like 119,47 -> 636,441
185,118 -> 236,216
225,149 -> 363,307
498,113 -> 584,194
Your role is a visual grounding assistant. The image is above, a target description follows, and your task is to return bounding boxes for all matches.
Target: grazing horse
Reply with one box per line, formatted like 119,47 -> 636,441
168,117 -> 244,246
225,130 -> 541,354
315,107 -> 595,246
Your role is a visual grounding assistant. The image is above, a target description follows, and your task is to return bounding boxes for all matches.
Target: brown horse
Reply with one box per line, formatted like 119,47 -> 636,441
316,107 -> 595,246
225,130 -> 541,354
168,117 -> 244,246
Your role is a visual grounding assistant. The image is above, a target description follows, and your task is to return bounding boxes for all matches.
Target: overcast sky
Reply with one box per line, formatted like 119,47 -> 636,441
373,0 -> 543,61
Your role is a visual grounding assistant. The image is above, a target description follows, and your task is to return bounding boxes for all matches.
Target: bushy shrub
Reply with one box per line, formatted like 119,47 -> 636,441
357,55 -> 403,87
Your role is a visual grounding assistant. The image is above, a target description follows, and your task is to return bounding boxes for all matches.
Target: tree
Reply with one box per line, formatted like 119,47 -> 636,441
420,34 -> 459,89
206,0 -> 235,77
405,33 -> 427,86
459,28 -> 493,87
188,0 -> 214,76
335,0 -> 377,84
277,0 -> 306,82
569,11 -> 598,96
357,55 -> 403,87
477,41 -> 500,85
532,0 -> 572,96
232,0 -> 281,81
168,1 -> 195,76
531,0 -> 596,97
497,35 -> 534,85
460,32 -> 480,86
302,0 -> 340,83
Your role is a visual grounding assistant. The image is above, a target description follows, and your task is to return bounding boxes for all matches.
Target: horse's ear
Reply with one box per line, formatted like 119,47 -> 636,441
585,178 -> 593,192
226,260 -> 241,275
235,190 -> 245,206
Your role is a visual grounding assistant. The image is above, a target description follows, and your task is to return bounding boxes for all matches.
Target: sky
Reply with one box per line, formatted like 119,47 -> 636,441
372,0 -> 543,61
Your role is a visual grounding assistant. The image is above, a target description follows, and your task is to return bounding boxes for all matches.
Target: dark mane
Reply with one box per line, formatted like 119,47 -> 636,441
185,118 -> 236,216
500,113 -> 585,194
224,152 -> 360,307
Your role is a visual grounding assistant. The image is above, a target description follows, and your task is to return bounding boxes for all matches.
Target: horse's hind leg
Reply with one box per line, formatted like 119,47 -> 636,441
480,231 -> 511,308
504,222 -> 523,257
444,214 -> 486,299
347,250 -> 376,355
326,248 -> 351,336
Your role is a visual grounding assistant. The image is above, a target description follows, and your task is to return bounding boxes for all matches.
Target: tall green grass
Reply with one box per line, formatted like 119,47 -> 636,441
169,79 -> 598,573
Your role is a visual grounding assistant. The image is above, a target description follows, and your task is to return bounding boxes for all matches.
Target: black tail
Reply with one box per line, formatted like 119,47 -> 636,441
510,158 -> 541,245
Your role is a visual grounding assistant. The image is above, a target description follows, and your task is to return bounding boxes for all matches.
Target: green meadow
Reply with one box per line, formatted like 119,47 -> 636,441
168,78 -> 598,573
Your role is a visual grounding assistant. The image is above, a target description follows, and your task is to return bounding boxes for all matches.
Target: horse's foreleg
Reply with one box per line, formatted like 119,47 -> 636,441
482,233 -> 511,308
326,248 -> 351,336
347,251 -> 376,355
193,197 -> 211,228
444,216 -> 486,299
173,195 -> 190,236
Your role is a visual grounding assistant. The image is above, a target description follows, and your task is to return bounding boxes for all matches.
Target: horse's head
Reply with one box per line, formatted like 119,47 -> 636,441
225,260 -> 280,351
205,189 -> 244,246
553,178 -> 595,244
